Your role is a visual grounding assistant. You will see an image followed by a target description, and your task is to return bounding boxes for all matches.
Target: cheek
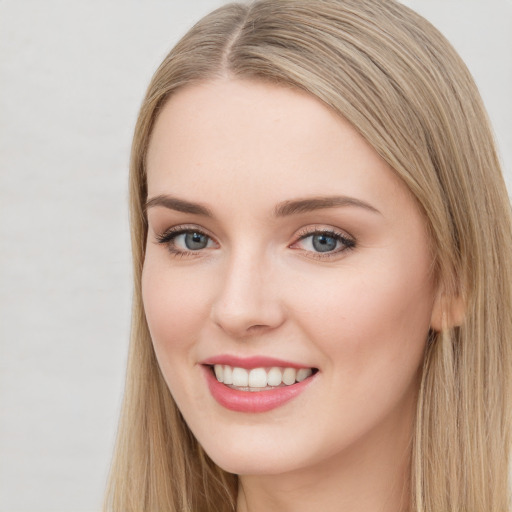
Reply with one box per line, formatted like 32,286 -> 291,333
141,256 -> 217,411
141,256 -> 212,354
291,254 -> 435,376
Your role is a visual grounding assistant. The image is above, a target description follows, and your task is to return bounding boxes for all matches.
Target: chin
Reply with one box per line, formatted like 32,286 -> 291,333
207,449 -> 303,476
194,424 -> 323,476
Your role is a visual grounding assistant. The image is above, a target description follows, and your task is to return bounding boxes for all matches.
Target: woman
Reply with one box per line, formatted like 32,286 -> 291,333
105,1 -> 512,511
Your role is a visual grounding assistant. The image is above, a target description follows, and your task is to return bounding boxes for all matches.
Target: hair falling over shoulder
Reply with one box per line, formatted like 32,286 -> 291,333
104,1 -> 512,510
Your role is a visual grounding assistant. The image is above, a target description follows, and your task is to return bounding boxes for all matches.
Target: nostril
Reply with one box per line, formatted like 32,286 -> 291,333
246,324 -> 271,333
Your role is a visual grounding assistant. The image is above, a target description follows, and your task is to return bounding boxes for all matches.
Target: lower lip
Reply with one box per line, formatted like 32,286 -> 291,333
203,366 -> 316,413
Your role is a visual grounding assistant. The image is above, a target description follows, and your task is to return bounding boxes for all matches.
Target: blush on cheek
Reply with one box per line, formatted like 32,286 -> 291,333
296,261 -> 433,369
142,262 -> 213,354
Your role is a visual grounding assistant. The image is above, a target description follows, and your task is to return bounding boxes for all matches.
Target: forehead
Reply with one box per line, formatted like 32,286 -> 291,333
146,78 -> 409,214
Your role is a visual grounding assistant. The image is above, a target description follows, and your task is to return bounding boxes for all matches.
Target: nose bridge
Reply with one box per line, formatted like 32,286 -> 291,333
211,242 -> 284,336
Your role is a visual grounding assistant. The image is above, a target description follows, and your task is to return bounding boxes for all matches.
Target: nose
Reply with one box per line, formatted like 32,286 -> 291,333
210,249 -> 286,339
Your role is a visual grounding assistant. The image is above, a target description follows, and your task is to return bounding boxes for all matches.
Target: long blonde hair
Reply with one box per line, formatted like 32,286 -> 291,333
104,1 -> 512,510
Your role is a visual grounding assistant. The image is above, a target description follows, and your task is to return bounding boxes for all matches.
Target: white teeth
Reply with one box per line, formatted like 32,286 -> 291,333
248,368 -> 267,388
214,364 -> 224,383
212,364 -> 314,388
223,365 -> 233,385
296,368 -> 313,382
267,367 -> 282,386
232,367 -> 249,387
282,367 -> 296,385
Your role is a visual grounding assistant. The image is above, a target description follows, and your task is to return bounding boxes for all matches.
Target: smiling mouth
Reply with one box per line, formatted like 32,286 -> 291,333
207,364 -> 318,391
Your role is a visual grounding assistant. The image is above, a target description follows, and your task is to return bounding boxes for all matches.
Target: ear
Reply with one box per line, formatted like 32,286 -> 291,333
430,289 -> 465,332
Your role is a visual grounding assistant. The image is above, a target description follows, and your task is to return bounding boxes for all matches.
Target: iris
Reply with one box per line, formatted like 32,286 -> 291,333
312,233 -> 338,252
184,232 -> 209,250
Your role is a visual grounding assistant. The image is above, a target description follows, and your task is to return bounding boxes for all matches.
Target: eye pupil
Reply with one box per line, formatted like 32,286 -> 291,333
312,234 -> 337,252
185,232 -> 209,250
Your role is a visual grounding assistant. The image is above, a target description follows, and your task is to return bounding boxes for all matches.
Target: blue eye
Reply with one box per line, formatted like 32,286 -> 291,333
311,233 -> 339,252
156,228 -> 215,255
294,229 -> 355,256
181,232 -> 210,250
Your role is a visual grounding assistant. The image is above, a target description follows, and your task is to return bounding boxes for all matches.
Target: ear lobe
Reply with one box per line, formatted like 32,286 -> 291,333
430,291 -> 465,331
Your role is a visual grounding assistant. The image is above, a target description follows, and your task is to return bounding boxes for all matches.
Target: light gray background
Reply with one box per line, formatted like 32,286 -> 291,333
1,1 -> 511,511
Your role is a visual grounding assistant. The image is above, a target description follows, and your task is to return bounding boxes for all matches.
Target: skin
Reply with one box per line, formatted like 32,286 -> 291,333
143,78 -> 441,512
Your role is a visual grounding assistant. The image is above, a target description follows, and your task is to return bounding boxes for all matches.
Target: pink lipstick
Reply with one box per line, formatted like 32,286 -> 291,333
201,355 -> 318,413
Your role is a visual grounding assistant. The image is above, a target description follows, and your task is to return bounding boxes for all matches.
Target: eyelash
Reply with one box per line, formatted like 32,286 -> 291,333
155,225 -> 356,260
292,226 -> 356,260
155,225 -> 216,258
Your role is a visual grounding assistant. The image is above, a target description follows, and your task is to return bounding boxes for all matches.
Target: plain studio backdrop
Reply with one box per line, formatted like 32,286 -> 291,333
0,1 -> 511,511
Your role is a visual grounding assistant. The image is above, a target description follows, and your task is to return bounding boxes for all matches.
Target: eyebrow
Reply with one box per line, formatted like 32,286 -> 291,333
145,194 -> 381,217
145,195 -> 214,217
274,196 -> 381,217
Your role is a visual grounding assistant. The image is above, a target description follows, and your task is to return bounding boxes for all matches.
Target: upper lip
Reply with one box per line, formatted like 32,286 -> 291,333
200,355 -> 315,370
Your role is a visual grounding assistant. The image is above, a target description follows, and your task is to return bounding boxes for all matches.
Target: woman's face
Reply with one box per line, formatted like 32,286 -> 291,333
143,79 -> 439,476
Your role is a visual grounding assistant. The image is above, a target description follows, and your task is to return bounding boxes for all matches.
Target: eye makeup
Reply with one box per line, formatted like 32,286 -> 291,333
154,223 -> 356,261
291,225 -> 356,260
155,225 -> 217,257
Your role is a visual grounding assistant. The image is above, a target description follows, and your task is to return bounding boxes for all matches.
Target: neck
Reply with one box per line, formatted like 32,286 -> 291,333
236,392 -> 415,512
